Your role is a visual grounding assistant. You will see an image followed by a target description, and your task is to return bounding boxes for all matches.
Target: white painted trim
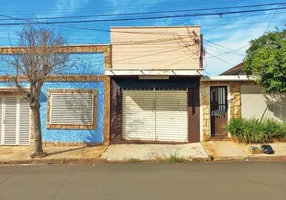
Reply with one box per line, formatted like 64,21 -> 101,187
105,69 -> 204,76
199,87 -> 203,141
16,97 -> 20,145
111,25 -> 201,29
227,85 -> 231,137
201,75 -> 255,81
0,97 -> 4,145
28,106 -> 31,145
207,86 -> 211,138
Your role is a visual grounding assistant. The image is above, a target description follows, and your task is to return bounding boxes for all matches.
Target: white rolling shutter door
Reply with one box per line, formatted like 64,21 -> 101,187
18,98 -> 30,145
122,90 -> 188,142
155,91 -> 188,142
4,97 -> 17,145
122,91 -> 155,141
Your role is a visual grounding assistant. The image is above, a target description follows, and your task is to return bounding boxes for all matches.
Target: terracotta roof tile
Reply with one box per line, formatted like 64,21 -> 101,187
220,62 -> 244,75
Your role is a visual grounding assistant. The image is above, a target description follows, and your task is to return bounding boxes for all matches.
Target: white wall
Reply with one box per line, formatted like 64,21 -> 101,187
241,85 -> 286,121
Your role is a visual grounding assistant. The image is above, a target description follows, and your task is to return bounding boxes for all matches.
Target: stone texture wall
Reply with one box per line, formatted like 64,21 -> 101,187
0,45 -> 111,146
200,81 -> 248,141
0,45 -> 111,69
40,81 -> 105,144
103,76 -> 110,145
200,83 -> 211,141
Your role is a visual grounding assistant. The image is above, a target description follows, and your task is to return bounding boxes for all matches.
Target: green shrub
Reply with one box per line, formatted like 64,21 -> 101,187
225,118 -> 286,143
154,154 -> 187,163
164,154 -> 187,163
126,158 -> 141,163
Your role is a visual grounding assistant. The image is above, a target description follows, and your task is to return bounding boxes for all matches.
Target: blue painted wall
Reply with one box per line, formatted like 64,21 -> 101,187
58,53 -> 104,75
0,53 -> 104,75
41,82 -> 104,143
0,53 -> 105,143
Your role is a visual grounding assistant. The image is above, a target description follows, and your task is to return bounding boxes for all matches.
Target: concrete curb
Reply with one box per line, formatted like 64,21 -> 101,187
0,158 -> 107,166
1,156 -> 285,166
213,155 -> 286,162
0,156 -> 212,166
105,157 -> 211,163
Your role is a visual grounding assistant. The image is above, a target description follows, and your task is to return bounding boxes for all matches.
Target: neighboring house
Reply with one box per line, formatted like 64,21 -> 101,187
221,63 -> 286,122
199,63 -> 286,141
106,26 -> 204,143
220,62 -> 245,75
0,45 -> 111,146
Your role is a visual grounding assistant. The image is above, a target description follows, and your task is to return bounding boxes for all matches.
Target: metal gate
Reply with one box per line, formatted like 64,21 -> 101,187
122,89 -> 188,142
210,86 -> 228,137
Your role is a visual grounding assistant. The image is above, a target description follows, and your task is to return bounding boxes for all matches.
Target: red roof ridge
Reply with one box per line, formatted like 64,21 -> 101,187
220,62 -> 244,75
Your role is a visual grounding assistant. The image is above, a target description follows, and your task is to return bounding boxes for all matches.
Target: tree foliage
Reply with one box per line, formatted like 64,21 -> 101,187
244,30 -> 286,93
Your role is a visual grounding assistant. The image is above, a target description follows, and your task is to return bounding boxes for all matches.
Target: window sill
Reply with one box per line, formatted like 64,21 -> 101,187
46,124 -> 96,130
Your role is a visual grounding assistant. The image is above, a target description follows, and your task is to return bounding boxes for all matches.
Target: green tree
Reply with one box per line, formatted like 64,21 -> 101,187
244,30 -> 286,93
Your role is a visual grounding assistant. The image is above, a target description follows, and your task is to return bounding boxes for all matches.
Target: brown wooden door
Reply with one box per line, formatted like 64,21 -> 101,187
210,86 -> 228,138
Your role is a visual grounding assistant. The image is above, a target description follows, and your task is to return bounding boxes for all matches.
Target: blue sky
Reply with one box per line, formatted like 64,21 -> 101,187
0,0 -> 285,75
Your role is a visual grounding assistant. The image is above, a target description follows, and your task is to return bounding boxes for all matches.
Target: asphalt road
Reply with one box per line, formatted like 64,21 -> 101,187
0,162 -> 285,200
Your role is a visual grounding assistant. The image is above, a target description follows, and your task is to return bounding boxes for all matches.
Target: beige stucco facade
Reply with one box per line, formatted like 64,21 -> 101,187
241,85 -> 286,121
110,26 -> 202,70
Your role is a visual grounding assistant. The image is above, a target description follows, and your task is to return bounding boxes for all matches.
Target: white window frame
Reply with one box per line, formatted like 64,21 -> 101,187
50,93 -> 94,126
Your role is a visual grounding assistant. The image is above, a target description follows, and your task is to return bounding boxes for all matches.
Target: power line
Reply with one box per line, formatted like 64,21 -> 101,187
162,56 -> 193,68
204,39 -> 233,51
205,46 -> 245,56
0,0 -> 273,15
0,2 -> 283,21
0,7 -> 286,26
264,3 -> 284,33
205,50 -> 235,66
2,10 -> 285,22
205,44 -> 249,59
113,46 -> 187,62
53,18 -> 285,35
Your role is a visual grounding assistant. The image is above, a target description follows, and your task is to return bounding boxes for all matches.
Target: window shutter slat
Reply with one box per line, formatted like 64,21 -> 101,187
50,93 -> 94,125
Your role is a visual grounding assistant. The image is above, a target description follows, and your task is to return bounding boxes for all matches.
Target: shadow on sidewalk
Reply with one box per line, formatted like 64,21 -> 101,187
47,146 -> 88,156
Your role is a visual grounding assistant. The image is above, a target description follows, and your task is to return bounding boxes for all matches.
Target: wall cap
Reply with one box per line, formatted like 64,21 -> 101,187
201,75 -> 255,82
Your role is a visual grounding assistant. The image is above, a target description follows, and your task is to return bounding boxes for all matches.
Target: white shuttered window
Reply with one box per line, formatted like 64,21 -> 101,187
0,96 -> 30,145
50,93 -> 94,125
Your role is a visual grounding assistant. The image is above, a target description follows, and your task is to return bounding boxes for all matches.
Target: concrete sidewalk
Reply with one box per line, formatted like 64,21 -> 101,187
0,146 -> 107,165
101,143 -> 209,162
202,141 -> 286,161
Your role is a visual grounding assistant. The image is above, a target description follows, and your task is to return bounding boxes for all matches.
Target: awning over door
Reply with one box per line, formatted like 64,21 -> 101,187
122,90 -> 188,142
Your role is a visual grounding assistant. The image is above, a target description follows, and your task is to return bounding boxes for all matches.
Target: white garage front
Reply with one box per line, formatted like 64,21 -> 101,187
122,89 -> 188,142
0,96 -> 30,145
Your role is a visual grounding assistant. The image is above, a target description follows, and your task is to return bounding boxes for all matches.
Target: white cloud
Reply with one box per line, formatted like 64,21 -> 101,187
37,0 -> 89,18
56,0 -> 89,10
201,11 -> 286,75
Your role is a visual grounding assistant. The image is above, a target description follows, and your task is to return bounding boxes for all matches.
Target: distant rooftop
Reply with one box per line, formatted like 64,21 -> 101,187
220,62 -> 244,75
